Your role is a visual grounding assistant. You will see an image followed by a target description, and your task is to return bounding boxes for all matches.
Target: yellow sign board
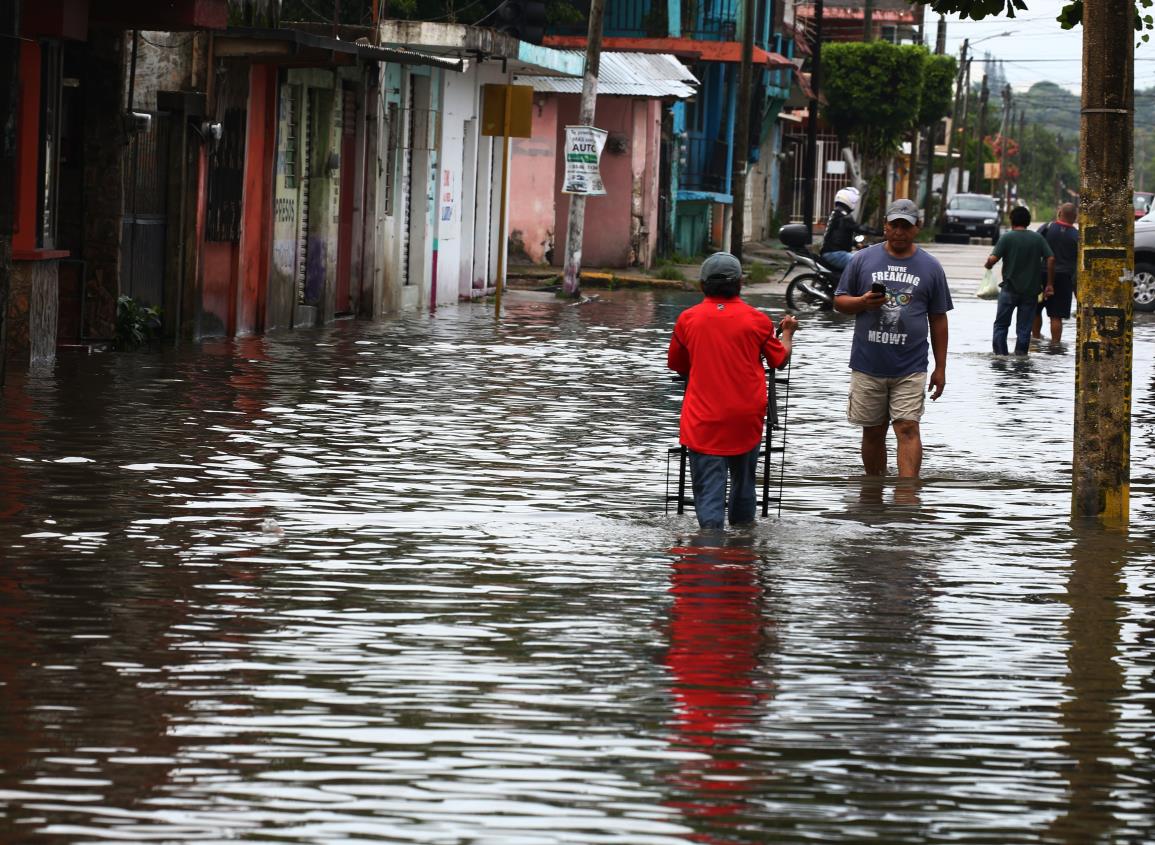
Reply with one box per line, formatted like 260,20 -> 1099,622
984,162 -> 1001,179
481,84 -> 534,138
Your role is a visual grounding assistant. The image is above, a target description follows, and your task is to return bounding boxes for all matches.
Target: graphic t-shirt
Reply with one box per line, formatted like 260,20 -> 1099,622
835,243 -> 954,378
993,228 -> 1054,296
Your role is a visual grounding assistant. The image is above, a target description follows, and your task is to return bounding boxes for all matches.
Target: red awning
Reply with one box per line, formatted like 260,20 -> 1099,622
542,35 -> 794,68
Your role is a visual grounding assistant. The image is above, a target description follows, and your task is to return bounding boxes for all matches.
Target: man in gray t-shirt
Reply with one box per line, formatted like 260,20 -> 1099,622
834,198 -> 953,479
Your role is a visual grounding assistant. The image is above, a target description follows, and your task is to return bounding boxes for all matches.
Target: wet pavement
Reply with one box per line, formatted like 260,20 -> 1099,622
1,244 -> 1154,843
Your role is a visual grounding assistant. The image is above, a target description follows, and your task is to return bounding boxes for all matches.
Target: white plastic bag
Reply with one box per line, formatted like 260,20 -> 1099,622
976,268 -> 999,300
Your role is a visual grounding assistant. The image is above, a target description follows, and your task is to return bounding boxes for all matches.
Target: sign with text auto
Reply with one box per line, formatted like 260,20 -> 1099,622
562,125 -> 607,196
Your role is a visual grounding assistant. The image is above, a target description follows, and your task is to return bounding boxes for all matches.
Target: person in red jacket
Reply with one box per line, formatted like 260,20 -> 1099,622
667,252 -> 798,529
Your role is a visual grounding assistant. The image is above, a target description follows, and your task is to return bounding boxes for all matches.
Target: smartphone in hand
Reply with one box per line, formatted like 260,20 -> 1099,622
870,282 -> 887,295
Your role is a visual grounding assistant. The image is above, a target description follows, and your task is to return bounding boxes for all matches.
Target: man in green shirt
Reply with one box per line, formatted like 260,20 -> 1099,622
984,206 -> 1055,355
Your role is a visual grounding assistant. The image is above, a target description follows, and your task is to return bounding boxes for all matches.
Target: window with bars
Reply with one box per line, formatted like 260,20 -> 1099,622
205,106 -> 247,242
37,41 -> 62,249
282,84 -> 301,189
383,101 -> 399,216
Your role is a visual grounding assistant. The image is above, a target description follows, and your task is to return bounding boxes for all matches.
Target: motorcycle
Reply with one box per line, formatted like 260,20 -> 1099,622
777,223 -> 874,312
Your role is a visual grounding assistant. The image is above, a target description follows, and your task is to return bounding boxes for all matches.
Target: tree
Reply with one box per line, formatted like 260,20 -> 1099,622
908,0 -> 1154,39
919,54 -> 957,128
821,42 -> 949,221
1018,123 -> 1078,212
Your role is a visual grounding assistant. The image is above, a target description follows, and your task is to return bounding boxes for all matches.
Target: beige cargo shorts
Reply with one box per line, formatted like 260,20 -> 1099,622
847,370 -> 927,427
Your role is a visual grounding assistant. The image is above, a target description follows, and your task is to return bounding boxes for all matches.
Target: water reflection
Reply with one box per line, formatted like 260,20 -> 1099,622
663,534 -> 776,842
0,288 -> 1153,843
1047,530 -> 1132,843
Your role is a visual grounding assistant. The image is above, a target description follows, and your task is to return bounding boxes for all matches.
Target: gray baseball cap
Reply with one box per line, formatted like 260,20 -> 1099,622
699,251 -> 743,282
885,198 -> 920,224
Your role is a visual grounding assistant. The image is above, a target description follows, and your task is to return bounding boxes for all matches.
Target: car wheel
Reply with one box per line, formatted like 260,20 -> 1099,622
1133,261 -> 1155,312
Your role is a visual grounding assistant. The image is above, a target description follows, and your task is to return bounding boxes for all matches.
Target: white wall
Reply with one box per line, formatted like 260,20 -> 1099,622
436,69 -> 474,308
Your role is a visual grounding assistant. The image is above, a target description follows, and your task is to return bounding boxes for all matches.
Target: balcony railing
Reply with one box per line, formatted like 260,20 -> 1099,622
679,134 -> 729,195
554,0 -> 756,42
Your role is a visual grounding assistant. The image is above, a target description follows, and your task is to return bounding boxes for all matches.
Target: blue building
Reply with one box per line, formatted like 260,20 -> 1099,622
547,0 -> 795,256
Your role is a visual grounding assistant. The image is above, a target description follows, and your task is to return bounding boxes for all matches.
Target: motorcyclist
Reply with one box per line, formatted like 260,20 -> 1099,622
820,187 -> 878,272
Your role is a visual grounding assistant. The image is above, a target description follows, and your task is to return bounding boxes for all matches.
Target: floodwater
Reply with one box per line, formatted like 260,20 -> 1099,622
1,270 -> 1154,843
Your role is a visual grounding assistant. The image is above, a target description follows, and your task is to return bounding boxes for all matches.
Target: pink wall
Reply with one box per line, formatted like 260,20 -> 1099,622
509,97 -> 559,264
510,93 -> 663,269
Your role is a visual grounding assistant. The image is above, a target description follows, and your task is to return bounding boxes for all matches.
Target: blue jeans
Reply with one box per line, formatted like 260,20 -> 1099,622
822,250 -> 853,270
993,287 -> 1038,355
688,447 -> 760,529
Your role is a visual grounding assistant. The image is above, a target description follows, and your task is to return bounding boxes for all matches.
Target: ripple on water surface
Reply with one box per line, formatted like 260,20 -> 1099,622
0,290 -> 1153,844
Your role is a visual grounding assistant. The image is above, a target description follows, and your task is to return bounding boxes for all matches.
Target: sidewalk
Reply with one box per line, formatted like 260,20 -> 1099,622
506,240 -> 792,294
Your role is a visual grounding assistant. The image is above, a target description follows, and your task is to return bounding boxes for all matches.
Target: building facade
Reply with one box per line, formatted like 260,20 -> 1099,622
546,0 -> 794,257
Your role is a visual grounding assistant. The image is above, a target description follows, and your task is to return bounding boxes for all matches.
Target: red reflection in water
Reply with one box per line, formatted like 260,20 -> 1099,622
664,540 -> 775,843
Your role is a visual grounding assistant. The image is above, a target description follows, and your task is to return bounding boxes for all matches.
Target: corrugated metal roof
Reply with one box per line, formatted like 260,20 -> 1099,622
514,51 -> 698,99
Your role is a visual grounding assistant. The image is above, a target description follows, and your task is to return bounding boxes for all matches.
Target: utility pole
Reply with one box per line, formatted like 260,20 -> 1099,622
0,3 -> 21,388
729,0 -> 756,260
802,0 -> 823,239
863,0 -> 873,41
1016,108 -> 1025,208
939,37 -> 967,216
561,0 -> 606,298
1072,0 -> 1134,525
998,82 -> 1011,216
973,73 -> 989,194
911,5 -> 943,207
952,57 -> 971,197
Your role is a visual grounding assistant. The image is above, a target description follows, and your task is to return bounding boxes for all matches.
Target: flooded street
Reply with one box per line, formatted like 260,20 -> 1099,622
2,247 -> 1154,844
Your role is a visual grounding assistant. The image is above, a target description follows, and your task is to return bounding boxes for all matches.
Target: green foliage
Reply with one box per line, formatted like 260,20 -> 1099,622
919,54 -> 957,128
1018,123 -> 1078,214
747,262 -> 773,284
912,0 -> 1154,40
280,0 -> 374,25
547,0 -> 584,25
653,265 -> 686,281
909,0 -> 1028,19
820,42 -> 927,161
1017,81 -> 1080,137
116,296 -> 163,349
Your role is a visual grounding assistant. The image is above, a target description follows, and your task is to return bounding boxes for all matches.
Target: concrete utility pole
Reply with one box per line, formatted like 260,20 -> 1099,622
863,0 -> 873,41
561,0 -> 606,298
973,73 -> 989,193
1015,108 -> 1025,206
729,0 -> 756,260
0,4 -> 21,388
803,0 -> 823,239
953,57 -> 972,197
1073,0 -> 1134,525
939,38 -> 967,213
998,82 -> 1011,215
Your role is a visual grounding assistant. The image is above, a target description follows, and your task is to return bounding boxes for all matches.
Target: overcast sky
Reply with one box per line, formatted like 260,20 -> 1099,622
938,0 -> 1085,94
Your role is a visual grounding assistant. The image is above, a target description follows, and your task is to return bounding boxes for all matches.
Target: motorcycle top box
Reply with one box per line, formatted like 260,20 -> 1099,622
777,224 -> 812,251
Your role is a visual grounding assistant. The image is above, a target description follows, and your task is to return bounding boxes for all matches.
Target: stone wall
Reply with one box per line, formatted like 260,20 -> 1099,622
7,259 -> 59,371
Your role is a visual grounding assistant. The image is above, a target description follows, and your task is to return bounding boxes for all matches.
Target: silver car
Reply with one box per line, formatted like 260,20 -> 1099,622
1134,214 -> 1155,311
